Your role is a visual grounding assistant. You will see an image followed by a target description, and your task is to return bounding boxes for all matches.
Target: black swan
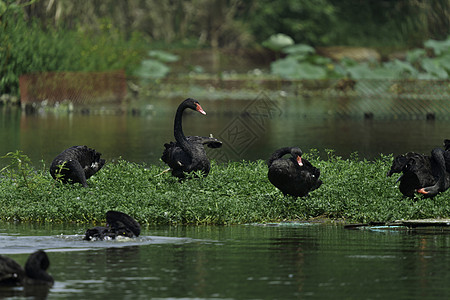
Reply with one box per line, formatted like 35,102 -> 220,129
84,210 -> 141,241
50,145 -> 105,187
387,140 -> 450,197
161,98 -> 222,179
0,250 -> 53,286
267,147 -> 322,197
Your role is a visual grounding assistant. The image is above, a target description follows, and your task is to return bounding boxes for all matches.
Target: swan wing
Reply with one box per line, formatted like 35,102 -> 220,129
186,136 -> 222,148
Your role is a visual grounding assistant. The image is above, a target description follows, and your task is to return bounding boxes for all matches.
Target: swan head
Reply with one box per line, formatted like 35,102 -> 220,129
387,154 -> 408,177
290,147 -> 303,166
183,98 -> 206,115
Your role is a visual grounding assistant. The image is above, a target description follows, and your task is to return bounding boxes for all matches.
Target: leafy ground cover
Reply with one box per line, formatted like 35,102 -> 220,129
0,150 -> 449,225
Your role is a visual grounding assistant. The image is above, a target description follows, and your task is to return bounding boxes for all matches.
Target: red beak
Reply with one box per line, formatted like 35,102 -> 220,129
417,188 -> 428,194
196,103 -> 206,115
297,156 -> 303,166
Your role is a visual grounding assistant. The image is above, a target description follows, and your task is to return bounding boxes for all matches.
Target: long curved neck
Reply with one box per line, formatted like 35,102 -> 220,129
174,104 -> 193,156
24,252 -> 54,284
26,268 -> 54,283
268,147 -> 292,166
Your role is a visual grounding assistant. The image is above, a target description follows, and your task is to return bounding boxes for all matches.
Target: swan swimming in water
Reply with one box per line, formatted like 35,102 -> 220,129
0,250 -> 53,287
84,211 -> 141,241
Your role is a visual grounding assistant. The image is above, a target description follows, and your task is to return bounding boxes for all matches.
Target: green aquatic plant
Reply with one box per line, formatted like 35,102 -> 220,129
267,36 -> 450,80
262,33 -> 295,51
424,37 -> 450,56
51,161 -> 69,185
269,41 -> 334,80
0,153 -> 448,224
0,151 -> 45,193
135,49 -> 180,81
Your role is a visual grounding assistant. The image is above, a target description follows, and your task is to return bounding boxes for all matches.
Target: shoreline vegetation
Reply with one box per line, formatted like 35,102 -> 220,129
2,1 -> 449,99
0,150 -> 449,226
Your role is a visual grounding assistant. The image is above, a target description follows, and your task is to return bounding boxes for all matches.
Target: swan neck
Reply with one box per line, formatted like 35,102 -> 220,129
268,147 -> 292,165
174,104 -> 193,155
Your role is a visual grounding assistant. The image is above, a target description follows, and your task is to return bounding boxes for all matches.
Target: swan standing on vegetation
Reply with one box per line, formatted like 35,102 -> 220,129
387,139 -> 450,198
50,145 -> 105,187
267,147 -> 322,197
84,211 -> 141,241
0,250 -> 54,286
161,98 -> 222,179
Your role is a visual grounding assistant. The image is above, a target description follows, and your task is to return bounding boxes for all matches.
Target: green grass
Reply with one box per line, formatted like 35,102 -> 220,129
0,150 -> 449,225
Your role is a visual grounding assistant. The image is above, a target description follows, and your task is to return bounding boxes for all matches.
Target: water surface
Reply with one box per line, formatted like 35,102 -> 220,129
1,96 -> 450,168
0,223 -> 449,299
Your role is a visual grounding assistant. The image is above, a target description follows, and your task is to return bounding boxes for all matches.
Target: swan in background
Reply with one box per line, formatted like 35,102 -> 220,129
268,147 -> 322,197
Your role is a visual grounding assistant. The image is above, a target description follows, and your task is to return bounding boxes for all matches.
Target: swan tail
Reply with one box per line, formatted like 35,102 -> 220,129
76,146 -> 105,178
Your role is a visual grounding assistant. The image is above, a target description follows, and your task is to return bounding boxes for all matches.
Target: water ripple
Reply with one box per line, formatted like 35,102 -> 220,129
0,234 -> 199,255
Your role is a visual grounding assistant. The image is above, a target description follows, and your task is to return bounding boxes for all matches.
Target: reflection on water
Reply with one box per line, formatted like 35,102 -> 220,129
0,284 -> 51,299
1,96 -> 450,169
0,233 -> 198,255
0,223 -> 449,299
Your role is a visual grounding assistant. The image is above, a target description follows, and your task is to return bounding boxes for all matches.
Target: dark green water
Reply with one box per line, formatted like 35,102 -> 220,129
1,97 -> 450,169
1,223 -> 449,299
1,96 -> 449,299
